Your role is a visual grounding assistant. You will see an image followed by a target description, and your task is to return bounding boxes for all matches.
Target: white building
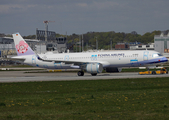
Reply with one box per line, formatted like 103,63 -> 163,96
130,43 -> 154,50
154,32 -> 169,55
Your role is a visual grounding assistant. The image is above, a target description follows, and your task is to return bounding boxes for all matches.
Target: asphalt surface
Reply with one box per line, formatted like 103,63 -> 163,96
0,71 -> 169,83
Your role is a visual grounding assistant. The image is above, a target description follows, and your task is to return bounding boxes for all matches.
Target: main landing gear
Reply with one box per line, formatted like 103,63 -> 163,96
91,73 -> 97,76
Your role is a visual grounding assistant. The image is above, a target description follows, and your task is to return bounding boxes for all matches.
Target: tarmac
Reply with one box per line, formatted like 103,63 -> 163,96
0,70 -> 169,83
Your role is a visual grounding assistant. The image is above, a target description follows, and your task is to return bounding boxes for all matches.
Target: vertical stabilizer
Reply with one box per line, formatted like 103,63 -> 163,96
12,33 -> 35,56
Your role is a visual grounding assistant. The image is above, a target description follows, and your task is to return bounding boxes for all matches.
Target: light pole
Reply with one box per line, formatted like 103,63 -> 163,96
79,35 -> 81,52
110,38 -> 112,50
82,34 -> 84,52
96,37 -> 98,50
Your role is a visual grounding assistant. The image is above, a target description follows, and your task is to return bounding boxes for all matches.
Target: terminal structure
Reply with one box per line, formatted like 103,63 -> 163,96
36,29 -> 67,53
154,32 -> 169,57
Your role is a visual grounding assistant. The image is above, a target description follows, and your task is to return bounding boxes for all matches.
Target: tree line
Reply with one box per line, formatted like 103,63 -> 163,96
67,30 -> 167,51
1,30 -> 169,51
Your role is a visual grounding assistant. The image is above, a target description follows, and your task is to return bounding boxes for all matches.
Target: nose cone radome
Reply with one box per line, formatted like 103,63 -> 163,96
162,57 -> 168,63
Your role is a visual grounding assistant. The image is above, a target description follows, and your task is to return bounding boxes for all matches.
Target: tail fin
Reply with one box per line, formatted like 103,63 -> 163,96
12,33 -> 35,56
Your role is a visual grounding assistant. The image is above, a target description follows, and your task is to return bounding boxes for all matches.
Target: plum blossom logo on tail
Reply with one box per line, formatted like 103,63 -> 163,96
16,40 -> 28,53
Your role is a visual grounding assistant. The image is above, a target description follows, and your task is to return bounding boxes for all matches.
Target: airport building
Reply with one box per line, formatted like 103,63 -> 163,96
115,43 -> 129,50
0,37 -> 40,57
0,29 -> 69,58
36,29 -> 68,53
130,43 -> 154,50
154,32 -> 169,57
0,37 -> 16,58
115,42 -> 154,50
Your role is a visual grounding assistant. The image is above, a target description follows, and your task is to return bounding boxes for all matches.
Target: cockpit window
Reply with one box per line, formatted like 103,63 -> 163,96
152,53 -> 162,57
158,53 -> 162,56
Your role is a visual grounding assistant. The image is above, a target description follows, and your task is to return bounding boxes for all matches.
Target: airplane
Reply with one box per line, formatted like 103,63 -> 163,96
11,33 -> 168,76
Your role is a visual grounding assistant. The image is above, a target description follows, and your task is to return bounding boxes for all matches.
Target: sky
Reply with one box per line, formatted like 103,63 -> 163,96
0,0 -> 169,36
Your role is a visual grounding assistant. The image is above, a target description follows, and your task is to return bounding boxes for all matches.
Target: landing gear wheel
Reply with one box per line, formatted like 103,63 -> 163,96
77,71 -> 84,76
91,73 -> 97,76
152,71 -> 156,75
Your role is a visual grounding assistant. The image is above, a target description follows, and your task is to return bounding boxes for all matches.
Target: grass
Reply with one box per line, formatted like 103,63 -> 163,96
0,78 -> 169,119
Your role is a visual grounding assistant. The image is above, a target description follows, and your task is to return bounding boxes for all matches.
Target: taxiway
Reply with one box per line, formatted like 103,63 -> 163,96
0,71 -> 169,83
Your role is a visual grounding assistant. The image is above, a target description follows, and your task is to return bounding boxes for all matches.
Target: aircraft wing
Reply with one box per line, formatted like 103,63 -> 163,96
37,55 -> 109,66
38,57 -> 95,65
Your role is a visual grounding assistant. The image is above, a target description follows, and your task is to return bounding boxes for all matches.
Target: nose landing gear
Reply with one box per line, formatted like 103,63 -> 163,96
77,71 -> 84,76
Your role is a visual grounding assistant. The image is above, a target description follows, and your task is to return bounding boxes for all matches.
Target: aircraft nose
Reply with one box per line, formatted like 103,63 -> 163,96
162,57 -> 168,62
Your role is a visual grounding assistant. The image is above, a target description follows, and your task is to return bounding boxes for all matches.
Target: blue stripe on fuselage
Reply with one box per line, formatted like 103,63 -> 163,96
143,57 -> 168,64
103,57 -> 168,68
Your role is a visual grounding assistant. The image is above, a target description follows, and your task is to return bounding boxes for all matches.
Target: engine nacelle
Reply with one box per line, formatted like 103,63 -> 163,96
85,63 -> 103,73
105,67 -> 122,73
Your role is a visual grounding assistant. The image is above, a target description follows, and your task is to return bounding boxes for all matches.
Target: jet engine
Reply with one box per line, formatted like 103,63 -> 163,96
105,67 -> 122,73
85,63 -> 103,73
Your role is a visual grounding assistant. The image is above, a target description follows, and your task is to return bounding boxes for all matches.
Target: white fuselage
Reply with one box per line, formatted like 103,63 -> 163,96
18,50 -> 168,69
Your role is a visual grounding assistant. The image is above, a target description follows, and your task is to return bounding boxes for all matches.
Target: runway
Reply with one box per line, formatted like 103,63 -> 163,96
0,71 -> 169,83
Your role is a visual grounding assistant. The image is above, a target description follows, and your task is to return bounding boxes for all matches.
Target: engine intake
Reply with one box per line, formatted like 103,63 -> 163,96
85,63 -> 103,73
